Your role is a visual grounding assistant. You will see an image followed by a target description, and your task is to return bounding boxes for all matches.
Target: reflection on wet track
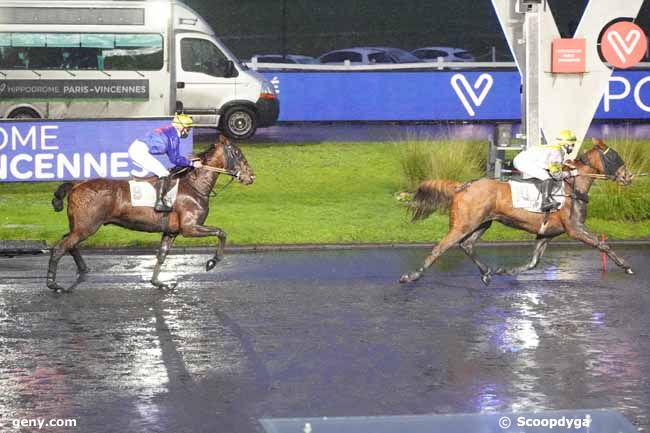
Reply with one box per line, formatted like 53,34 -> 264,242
0,245 -> 648,432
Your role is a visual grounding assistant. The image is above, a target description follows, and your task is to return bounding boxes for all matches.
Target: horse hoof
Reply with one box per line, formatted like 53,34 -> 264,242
206,259 -> 218,271
481,271 -> 492,286
151,280 -> 177,290
400,272 -> 420,283
625,268 -> 635,275
47,283 -> 64,292
495,266 -> 507,275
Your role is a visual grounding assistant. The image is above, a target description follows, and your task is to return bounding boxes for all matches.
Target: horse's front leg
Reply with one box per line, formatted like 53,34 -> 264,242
495,237 -> 551,276
564,223 -> 634,274
151,233 -> 177,289
181,224 -> 227,271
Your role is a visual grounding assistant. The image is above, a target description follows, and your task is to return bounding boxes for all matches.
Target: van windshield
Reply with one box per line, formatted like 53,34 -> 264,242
181,37 -> 247,75
213,38 -> 248,70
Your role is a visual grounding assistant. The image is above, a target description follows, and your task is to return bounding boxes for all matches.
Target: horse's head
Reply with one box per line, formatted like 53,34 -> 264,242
577,138 -> 633,186
203,135 -> 255,185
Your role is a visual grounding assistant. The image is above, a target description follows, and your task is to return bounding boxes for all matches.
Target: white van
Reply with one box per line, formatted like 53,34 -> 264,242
0,0 -> 278,139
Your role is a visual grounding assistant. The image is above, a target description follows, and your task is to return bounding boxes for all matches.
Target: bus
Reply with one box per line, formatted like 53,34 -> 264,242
0,0 -> 279,139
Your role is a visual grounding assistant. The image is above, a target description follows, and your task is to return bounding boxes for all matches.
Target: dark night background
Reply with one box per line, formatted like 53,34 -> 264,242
179,0 -> 650,60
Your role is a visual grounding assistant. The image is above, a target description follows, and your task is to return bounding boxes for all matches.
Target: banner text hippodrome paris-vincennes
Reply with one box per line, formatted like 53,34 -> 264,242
0,120 -> 192,182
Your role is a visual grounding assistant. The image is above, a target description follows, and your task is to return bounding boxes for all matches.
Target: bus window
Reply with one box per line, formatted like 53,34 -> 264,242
181,38 -> 230,77
0,32 -> 162,71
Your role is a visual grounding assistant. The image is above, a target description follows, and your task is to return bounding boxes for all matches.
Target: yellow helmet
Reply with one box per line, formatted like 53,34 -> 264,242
555,129 -> 577,146
173,113 -> 194,129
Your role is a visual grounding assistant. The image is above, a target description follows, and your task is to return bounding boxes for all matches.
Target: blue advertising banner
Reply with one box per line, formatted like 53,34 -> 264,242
595,71 -> 650,119
0,119 -> 193,182
261,70 -> 650,122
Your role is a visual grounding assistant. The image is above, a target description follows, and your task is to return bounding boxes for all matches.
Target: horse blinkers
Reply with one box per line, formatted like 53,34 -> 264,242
600,148 -> 625,176
579,147 -> 624,177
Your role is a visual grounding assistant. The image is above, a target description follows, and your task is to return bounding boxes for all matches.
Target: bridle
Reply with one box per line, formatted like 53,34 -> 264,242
195,142 -> 245,198
577,147 -> 624,180
198,143 -> 242,180
566,146 -> 625,205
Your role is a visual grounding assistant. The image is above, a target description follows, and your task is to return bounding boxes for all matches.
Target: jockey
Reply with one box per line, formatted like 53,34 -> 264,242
512,129 -> 579,212
128,113 -> 203,212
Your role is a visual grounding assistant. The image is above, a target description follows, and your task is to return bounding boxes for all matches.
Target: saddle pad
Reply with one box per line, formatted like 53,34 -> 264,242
509,180 -> 565,213
128,179 -> 179,208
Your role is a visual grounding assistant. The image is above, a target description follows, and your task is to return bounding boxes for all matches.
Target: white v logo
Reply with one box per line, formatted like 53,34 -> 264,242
450,74 -> 494,117
607,29 -> 641,63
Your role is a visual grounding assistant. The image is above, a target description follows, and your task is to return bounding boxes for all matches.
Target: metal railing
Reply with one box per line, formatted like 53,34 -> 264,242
245,60 -> 650,72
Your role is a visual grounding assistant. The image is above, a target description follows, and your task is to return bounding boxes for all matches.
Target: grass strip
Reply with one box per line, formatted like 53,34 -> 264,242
1,141 -> 648,247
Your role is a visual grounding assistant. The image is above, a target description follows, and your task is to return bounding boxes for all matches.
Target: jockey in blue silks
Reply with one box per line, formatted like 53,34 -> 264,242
128,113 -> 202,212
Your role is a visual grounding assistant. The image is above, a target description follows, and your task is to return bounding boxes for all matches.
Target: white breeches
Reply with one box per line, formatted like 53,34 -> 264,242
128,140 -> 170,177
513,153 -> 551,180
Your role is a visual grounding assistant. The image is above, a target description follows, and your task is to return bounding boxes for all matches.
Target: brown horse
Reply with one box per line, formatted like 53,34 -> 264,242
400,138 -> 635,285
47,135 -> 254,292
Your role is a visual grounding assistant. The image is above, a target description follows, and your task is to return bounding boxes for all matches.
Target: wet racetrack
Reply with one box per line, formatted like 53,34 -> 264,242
1,245 -> 649,433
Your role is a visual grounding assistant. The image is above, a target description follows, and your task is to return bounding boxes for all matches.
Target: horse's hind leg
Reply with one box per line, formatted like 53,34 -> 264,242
47,222 -> 101,292
495,237 -> 550,276
47,232 -> 88,292
151,234 -> 177,290
400,228 -> 469,283
70,247 -> 89,274
459,222 -> 493,285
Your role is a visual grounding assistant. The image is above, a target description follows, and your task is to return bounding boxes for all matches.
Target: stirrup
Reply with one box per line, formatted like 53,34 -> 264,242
540,200 -> 559,212
154,201 -> 172,213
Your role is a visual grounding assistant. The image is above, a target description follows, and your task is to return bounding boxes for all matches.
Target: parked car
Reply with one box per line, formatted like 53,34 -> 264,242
411,47 -> 475,62
249,54 -> 318,64
319,47 -> 422,64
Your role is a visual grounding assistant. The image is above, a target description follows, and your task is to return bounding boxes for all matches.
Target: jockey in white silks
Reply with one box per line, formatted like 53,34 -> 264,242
513,129 -> 580,212
128,113 -> 202,212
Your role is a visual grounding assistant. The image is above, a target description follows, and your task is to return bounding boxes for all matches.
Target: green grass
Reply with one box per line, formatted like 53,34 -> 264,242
398,137 -> 487,189
1,140 -> 649,248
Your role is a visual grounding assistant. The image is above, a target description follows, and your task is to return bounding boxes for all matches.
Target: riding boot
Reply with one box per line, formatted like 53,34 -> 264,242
154,176 -> 172,213
539,178 -> 559,212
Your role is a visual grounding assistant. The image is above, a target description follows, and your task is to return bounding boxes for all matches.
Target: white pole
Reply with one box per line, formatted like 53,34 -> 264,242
523,1 -> 542,149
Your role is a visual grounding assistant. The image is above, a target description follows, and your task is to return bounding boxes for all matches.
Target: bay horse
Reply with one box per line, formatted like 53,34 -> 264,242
400,138 -> 635,285
47,135 -> 254,292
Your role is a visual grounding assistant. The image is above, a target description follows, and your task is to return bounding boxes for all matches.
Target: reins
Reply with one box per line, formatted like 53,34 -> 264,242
209,175 -> 235,198
198,166 -> 240,198
200,165 -> 241,179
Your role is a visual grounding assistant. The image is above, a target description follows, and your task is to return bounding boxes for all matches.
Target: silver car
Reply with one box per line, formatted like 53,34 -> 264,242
319,47 -> 422,64
411,46 -> 475,62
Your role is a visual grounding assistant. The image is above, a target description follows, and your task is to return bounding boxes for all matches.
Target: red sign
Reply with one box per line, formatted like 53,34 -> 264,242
600,21 -> 648,69
552,38 -> 586,73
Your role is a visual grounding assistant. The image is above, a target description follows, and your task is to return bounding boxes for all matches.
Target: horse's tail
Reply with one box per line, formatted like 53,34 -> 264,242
410,179 -> 461,222
51,182 -> 74,212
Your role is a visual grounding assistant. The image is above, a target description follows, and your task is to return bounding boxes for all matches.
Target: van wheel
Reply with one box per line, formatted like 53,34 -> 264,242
221,106 -> 257,140
8,108 -> 41,119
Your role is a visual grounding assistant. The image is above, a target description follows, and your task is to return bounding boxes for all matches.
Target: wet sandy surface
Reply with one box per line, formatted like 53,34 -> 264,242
0,245 -> 648,433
